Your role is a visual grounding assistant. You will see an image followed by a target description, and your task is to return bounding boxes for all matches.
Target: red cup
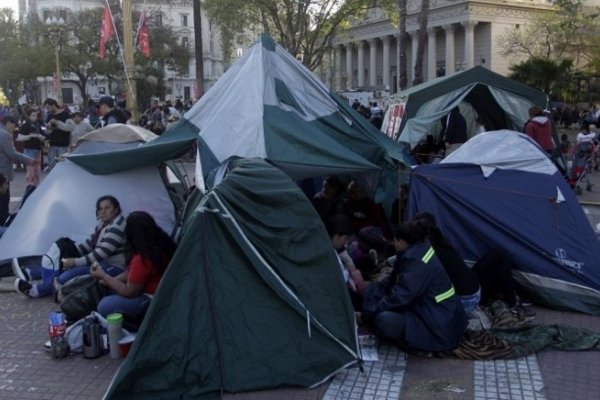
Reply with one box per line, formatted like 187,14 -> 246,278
118,336 -> 135,357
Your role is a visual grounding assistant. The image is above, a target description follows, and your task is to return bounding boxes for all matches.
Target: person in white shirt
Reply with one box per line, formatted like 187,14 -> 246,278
577,121 -> 597,144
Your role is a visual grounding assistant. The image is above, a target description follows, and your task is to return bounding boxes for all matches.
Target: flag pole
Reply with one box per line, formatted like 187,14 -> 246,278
121,0 -> 139,124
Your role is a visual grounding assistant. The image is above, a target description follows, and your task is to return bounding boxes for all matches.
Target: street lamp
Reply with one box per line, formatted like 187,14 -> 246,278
45,15 -> 65,105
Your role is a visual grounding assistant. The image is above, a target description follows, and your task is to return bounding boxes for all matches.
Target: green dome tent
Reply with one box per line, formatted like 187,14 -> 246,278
103,159 -> 360,399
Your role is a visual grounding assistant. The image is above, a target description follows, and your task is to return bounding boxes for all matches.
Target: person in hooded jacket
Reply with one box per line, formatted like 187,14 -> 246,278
362,221 -> 466,352
524,106 -> 555,156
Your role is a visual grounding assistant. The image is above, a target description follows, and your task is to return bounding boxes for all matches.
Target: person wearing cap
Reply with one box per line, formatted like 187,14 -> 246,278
98,96 -> 128,126
362,221 -> 466,352
0,115 -> 36,224
43,98 -> 74,171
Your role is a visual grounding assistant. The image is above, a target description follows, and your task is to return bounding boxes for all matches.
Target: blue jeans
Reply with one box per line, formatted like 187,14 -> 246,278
97,294 -> 152,318
31,262 -> 123,298
47,146 -> 68,170
460,287 -> 481,315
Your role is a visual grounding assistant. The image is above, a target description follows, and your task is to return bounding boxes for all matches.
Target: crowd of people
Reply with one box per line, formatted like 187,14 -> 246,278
313,176 -> 535,353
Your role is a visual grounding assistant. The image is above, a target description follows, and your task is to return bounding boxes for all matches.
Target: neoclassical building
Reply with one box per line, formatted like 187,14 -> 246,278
324,0 -> 564,94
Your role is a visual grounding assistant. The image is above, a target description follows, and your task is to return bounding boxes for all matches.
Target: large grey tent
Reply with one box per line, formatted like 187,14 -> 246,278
167,34 -> 412,202
381,66 -> 549,149
103,159 -> 360,399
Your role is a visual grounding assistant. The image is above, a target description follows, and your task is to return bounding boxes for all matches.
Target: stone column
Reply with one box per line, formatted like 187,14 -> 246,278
427,27 -> 436,80
345,42 -> 353,89
444,24 -> 455,75
357,40 -> 365,87
335,45 -> 343,91
368,39 -> 377,87
382,36 -> 391,89
462,21 -> 477,69
411,32 -> 418,84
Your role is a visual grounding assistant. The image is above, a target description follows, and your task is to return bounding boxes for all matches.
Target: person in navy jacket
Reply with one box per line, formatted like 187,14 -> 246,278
363,221 -> 466,352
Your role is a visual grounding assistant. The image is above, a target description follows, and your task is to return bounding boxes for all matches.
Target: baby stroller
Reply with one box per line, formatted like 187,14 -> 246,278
567,140 -> 597,194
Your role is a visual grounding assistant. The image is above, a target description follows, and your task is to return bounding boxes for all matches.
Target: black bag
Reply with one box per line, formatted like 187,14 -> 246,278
60,275 -> 105,322
42,237 -> 80,274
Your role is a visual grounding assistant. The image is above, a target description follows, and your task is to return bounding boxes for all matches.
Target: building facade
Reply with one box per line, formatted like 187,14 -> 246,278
19,0 -> 224,106
325,0 -> 562,95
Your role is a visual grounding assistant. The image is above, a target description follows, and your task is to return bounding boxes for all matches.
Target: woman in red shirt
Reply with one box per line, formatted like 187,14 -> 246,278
90,211 -> 176,317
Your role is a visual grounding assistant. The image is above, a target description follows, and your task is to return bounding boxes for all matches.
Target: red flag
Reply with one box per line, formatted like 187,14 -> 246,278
99,4 -> 114,59
137,11 -> 151,58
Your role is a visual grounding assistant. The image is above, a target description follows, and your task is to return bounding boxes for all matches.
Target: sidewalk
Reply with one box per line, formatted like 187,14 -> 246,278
2,165 -> 600,399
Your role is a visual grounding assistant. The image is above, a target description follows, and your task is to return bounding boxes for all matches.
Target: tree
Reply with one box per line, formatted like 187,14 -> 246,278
10,4 -> 189,109
203,0 -> 372,70
413,0 -> 429,85
193,0 -> 204,97
396,0 -> 409,90
0,8 -> 53,104
498,0 -> 598,67
508,57 -> 574,99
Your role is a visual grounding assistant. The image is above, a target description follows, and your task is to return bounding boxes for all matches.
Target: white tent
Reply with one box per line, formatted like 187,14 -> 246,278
0,124 -> 177,262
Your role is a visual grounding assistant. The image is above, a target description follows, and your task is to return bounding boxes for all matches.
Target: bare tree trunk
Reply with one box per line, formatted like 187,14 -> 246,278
193,0 -> 205,96
413,0 -> 429,85
397,0 -> 409,90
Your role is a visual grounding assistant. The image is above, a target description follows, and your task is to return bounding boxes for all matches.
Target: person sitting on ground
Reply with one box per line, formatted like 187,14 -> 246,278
342,179 -> 392,275
312,176 -> 345,222
412,212 -> 534,318
413,212 -> 481,315
362,221 -> 466,352
14,195 -> 127,299
90,211 -> 176,318
326,214 -> 368,310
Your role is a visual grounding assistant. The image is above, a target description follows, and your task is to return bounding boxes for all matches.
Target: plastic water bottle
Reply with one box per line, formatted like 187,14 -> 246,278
48,311 -> 69,359
107,313 -> 123,359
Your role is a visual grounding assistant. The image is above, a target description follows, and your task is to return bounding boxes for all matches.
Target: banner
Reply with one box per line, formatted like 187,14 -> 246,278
99,4 -> 114,59
382,102 -> 406,141
136,11 -> 151,57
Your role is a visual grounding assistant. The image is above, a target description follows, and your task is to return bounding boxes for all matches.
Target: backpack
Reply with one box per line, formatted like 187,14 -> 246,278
41,237 -> 80,273
60,275 -> 106,322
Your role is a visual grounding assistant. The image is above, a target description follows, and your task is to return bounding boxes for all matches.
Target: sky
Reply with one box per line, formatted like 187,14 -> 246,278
5,0 -> 18,15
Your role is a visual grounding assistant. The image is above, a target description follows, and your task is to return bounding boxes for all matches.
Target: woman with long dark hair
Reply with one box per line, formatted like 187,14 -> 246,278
90,211 -> 176,317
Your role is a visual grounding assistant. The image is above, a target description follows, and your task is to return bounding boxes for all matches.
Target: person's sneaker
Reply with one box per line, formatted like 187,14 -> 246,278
14,278 -> 33,298
11,258 -> 31,281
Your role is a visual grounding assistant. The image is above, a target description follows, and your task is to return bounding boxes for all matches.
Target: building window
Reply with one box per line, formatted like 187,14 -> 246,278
155,14 -> 162,26
181,14 -> 188,27
184,86 -> 190,101
58,10 -> 67,22
43,10 -> 51,22
182,37 -> 189,49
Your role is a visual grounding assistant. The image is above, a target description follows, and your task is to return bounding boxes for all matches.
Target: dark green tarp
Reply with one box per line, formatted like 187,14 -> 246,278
104,159 -> 359,399
68,121 -> 197,175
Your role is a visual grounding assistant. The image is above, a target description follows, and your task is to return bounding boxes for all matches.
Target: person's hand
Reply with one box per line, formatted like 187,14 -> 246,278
89,262 -> 104,279
62,258 -> 76,268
